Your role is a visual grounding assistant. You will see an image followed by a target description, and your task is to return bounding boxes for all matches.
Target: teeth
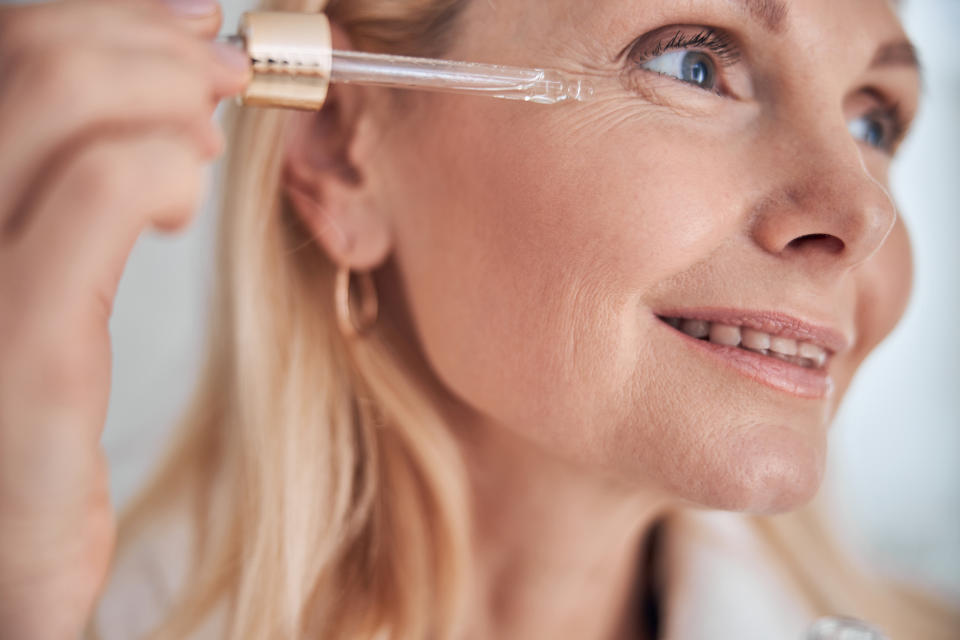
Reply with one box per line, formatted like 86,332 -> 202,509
680,319 -> 710,338
660,316 -> 829,369
769,336 -> 798,356
741,328 -> 772,351
798,342 -> 827,367
709,323 -> 741,347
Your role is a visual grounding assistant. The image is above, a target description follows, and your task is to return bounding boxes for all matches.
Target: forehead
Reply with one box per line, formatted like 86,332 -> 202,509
458,0 -> 908,55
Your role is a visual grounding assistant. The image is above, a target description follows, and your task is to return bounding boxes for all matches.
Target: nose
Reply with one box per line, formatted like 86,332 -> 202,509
749,134 -> 897,273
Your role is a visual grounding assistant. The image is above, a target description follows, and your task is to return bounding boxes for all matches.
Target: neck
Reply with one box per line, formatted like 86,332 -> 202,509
449,415 -> 670,640
373,263 -> 670,639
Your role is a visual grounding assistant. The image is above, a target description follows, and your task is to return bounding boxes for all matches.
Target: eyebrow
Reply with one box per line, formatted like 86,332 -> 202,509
870,40 -> 921,74
734,0 -> 789,34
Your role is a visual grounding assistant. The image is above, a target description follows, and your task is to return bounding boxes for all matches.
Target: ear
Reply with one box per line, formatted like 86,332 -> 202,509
281,25 -> 393,271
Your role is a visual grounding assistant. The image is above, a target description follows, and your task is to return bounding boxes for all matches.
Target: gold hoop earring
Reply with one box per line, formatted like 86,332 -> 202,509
335,265 -> 379,340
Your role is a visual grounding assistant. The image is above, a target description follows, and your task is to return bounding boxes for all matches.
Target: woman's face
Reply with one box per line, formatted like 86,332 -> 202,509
363,0 -> 920,513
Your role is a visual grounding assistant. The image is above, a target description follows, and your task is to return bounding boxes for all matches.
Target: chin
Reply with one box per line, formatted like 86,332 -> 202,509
665,420 -> 828,516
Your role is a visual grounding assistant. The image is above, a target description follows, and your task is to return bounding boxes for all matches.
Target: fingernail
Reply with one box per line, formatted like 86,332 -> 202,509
161,0 -> 218,17
211,41 -> 250,71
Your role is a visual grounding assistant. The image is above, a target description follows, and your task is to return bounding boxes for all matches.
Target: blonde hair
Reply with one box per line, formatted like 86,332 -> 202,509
99,0 -> 958,638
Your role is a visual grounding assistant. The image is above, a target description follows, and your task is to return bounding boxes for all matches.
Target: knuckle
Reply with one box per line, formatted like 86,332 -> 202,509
187,73 -> 213,110
169,61 -> 214,108
170,76 -> 210,123
68,135 -> 203,231
158,157 -> 204,228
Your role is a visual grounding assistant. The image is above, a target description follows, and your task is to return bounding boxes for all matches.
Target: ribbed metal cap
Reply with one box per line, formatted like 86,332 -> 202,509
237,11 -> 332,111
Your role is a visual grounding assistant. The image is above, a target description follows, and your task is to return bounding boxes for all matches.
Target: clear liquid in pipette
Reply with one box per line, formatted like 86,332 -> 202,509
328,50 -> 594,104
224,33 -> 594,105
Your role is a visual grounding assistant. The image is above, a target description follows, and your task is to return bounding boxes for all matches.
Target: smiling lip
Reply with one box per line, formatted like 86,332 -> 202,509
653,308 -> 849,399
654,308 -> 850,354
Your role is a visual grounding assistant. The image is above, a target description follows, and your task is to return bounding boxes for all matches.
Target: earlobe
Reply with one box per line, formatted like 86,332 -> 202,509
281,57 -> 393,271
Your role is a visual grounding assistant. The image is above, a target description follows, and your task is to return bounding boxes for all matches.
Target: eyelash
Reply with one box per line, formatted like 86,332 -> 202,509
626,27 -> 741,93
624,28 -> 909,155
637,28 -> 740,66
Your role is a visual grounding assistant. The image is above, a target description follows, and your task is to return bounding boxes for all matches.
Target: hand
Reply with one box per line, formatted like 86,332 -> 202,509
0,1 -> 248,637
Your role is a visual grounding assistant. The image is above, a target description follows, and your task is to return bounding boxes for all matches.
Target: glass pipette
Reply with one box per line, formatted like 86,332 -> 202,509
221,11 -> 594,111
328,49 -> 592,104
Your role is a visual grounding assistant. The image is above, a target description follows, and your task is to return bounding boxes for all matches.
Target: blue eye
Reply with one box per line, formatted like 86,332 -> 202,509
848,114 -> 892,150
641,50 -> 718,91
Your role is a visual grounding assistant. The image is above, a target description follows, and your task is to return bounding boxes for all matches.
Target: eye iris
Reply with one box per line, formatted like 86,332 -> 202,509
681,52 -> 715,89
849,116 -> 888,149
864,121 -> 884,147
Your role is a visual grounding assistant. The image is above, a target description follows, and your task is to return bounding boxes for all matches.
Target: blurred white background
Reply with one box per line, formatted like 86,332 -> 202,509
823,0 -> 960,599
92,0 -> 959,599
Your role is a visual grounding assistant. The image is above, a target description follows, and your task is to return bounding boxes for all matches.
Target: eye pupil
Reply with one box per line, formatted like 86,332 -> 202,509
681,52 -> 715,89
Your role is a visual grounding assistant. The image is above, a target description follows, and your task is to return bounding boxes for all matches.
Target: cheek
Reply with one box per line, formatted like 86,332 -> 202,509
384,100 -> 737,447
382,97 -> 826,513
867,216 -> 914,337
835,216 -> 913,392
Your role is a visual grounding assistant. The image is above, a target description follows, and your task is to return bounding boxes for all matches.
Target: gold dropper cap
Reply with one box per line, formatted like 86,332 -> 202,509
235,11 -> 332,110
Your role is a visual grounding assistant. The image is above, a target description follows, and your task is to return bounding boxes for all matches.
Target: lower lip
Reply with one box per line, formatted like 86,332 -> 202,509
658,320 -> 834,399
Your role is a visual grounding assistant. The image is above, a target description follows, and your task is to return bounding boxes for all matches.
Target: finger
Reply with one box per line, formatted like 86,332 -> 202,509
8,130 -> 207,329
0,47 -> 233,223
154,0 -> 225,39
58,0 -> 223,36
0,0 -> 247,93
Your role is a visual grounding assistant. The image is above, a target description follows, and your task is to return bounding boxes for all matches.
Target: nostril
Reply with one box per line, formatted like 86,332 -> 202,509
786,233 -> 845,254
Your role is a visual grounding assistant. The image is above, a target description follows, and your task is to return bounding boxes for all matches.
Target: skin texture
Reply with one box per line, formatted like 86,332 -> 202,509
0,0 -> 920,638
285,0 -> 920,638
0,1 -> 249,637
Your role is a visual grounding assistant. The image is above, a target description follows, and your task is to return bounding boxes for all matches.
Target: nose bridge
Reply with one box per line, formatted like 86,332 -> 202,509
751,116 -> 898,271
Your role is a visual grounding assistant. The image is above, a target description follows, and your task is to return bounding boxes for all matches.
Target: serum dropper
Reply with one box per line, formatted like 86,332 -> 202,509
221,11 -> 594,111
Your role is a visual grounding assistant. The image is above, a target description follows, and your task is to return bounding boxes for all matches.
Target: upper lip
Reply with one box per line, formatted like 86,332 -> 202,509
654,307 -> 851,354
